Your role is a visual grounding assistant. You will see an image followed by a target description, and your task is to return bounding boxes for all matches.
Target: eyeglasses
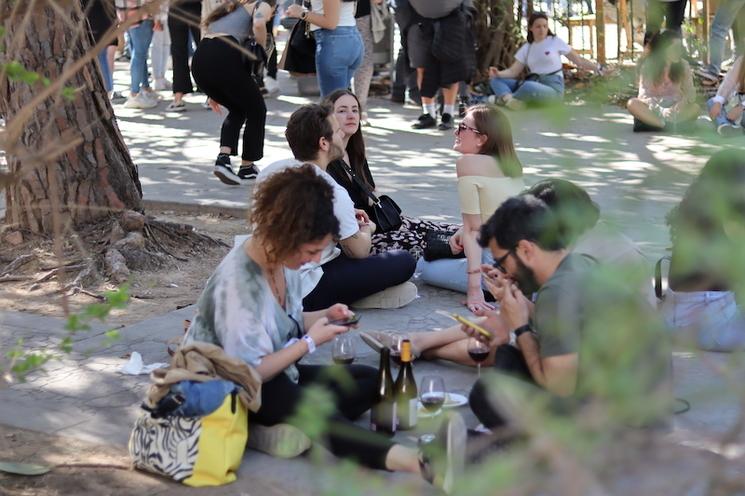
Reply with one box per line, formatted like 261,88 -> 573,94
456,122 -> 483,135
492,250 -> 514,274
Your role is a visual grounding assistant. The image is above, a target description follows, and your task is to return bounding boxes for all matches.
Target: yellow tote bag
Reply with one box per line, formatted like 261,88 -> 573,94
129,391 -> 249,486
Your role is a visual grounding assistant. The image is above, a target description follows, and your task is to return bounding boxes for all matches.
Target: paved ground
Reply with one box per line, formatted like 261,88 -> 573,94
2,65 -> 745,493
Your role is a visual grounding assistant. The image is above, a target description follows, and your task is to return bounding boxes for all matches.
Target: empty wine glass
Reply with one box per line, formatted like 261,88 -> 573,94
386,332 -> 408,366
332,334 -> 355,365
419,375 -> 446,416
467,337 -> 489,378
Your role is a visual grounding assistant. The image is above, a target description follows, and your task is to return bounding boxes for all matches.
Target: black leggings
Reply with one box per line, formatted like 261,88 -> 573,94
302,250 -> 417,311
168,0 -> 201,94
251,364 -> 394,470
191,37 -> 266,161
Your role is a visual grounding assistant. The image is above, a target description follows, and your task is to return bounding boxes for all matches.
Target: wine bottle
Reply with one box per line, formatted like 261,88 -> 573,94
394,339 -> 418,430
370,347 -> 397,437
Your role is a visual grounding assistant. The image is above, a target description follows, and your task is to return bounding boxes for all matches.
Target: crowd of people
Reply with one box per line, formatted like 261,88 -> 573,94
82,0 -> 745,491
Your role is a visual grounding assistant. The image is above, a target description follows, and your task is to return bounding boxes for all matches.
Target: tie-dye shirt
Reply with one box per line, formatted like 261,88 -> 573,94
183,241 -> 305,383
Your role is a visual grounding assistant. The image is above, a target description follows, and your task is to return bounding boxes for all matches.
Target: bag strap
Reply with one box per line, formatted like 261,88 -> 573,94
338,160 -> 383,206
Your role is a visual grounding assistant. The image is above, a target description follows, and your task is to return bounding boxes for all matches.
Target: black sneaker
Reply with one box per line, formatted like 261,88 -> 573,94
412,113 -> 437,129
237,164 -> 260,180
438,113 -> 454,130
213,154 -> 241,185
419,412 -> 466,494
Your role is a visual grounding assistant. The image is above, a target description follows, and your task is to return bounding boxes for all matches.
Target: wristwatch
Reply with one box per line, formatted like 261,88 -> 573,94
302,334 -> 316,354
513,324 -> 534,338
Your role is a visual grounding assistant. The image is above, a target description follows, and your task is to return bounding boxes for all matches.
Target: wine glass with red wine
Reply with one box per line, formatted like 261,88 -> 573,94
419,375 -> 446,416
467,337 -> 489,378
332,335 -> 355,365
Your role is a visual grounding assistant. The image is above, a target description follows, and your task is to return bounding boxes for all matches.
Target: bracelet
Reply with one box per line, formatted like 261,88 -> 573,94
300,10 -> 308,20
513,324 -> 533,338
467,269 -> 481,275
302,334 -> 316,354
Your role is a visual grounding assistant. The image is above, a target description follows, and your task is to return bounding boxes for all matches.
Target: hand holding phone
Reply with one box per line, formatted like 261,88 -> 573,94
436,310 -> 492,339
328,313 -> 361,327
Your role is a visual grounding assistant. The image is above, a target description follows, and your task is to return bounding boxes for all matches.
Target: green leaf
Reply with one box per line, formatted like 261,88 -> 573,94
0,461 -> 51,476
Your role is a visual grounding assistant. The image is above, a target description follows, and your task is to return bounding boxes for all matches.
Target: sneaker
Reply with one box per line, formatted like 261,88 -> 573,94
237,164 -> 260,180
503,95 -> 525,111
141,89 -> 161,102
264,76 -> 280,97
695,67 -> 720,83
153,78 -> 172,91
213,155 -> 242,186
351,281 -> 417,309
166,100 -> 186,112
412,113 -> 437,129
419,412 -> 467,494
438,113 -> 454,130
247,423 -> 311,458
110,91 -> 126,102
717,122 -> 741,137
123,93 -> 157,109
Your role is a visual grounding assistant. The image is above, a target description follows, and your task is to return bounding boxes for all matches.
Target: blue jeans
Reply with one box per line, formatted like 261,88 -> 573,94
416,250 -> 495,295
128,20 -> 154,94
314,26 -> 364,97
706,0 -> 745,74
96,49 -> 113,92
489,73 -> 565,103
707,97 -> 745,127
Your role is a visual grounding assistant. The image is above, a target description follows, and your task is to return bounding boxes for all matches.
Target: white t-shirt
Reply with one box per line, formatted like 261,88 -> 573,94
257,158 -> 360,295
514,36 -> 572,75
310,0 -> 356,31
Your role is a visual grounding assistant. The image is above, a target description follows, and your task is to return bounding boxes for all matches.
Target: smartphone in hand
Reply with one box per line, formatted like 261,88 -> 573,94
329,313 -> 361,326
436,310 -> 492,339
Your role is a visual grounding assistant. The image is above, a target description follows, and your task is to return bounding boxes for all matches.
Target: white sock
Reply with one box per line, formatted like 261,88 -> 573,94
443,104 -> 456,116
422,103 -> 436,116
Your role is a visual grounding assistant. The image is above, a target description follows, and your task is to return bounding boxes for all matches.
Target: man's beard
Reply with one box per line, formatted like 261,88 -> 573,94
513,257 -> 540,296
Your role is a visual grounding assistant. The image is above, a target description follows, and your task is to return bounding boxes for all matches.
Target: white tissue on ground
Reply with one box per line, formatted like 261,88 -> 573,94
120,351 -> 168,375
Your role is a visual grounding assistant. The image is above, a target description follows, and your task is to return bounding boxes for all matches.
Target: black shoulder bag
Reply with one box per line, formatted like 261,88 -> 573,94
340,162 -> 402,233
280,0 -> 317,74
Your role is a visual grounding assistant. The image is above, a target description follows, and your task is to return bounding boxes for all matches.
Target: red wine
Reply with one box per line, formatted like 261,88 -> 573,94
333,356 -> 354,365
468,349 -> 489,363
390,351 -> 402,366
421,393 -> 445,413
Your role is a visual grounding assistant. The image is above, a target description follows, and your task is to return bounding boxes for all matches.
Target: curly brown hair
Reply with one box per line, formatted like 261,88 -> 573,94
250,164 -> 340,263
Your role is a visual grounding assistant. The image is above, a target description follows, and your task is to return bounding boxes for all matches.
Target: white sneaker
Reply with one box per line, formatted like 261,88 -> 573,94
153,78 -> 172,91
141,90 -> 161,103
213,162 -> 242,186
264,76 -> 280,97
352,281 -> 417,309
247,423 -> 311,458
123,93 -> 157,109
717,122 -> 741,137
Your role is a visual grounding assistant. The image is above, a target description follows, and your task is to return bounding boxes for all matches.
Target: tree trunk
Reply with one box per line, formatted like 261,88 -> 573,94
473,0 -> 522,80
1,2 -> 142,234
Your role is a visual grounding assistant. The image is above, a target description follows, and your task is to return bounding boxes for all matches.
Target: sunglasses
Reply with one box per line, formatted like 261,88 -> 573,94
492,250 -> 514,274
456,122 -> 483,135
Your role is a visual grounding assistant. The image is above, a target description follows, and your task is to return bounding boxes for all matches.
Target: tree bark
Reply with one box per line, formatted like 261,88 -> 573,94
473,0 -> 522,79
1,1 -> 142,234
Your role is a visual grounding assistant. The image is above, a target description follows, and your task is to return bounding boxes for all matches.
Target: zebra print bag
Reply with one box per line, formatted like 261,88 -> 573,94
129,390 -> 248,486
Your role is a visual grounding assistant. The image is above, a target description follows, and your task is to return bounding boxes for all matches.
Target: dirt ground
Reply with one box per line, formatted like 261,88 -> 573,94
0,209 -> 248,327
0,424 -> 289,496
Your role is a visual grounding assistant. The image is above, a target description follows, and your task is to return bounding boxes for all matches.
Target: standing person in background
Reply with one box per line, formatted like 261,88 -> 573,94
116,0 -> 159,109
167,0 -> 203,111
696,0 -> 745,83
150,0 -> 172,91
353,0 -> 386,125
261,6 -> 280,97
83,0 -> 118,96
192,0 -> 273,185
285,0 -> 364,96
408,0 -> 475,130
390,0 -> 420,105
644,0 -> 688,45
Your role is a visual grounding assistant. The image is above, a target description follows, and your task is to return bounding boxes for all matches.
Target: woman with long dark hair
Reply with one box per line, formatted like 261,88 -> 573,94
488,12 -> 602,109
191,0 -> 273,185
627,30 -> 699,131
323,89 -> 460,259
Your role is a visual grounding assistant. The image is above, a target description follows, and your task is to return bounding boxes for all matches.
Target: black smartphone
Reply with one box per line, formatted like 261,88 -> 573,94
329,313 -> 361,326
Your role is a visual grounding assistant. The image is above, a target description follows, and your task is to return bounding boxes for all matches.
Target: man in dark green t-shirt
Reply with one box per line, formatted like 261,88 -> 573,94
467,195 -> 671,430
